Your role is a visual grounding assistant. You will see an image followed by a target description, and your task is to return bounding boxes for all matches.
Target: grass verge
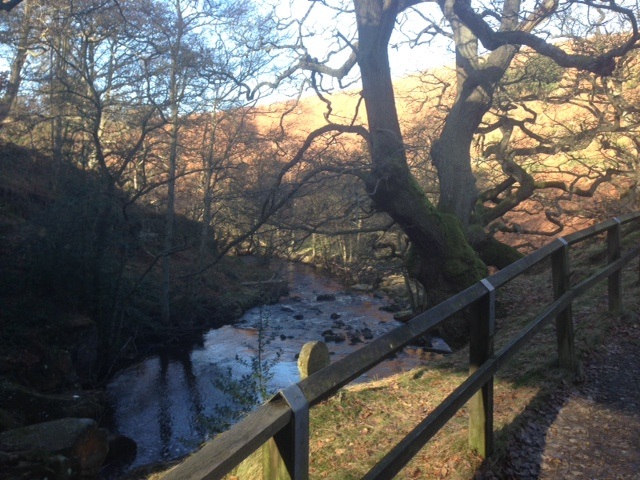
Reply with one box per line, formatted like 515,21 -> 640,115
304,250 -> 638,479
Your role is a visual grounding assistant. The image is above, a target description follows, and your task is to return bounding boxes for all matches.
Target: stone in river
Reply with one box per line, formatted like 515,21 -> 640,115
316,293 -> 336,301
361,327 -> 374,340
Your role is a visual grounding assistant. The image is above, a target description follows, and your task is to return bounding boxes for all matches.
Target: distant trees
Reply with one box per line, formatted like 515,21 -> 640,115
0,0 -> 280,357
1,0 -> 639,348
0,0 -> 31,125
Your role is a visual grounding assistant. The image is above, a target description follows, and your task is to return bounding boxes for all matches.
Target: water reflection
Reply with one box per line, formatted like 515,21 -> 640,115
105,262 -> 425,474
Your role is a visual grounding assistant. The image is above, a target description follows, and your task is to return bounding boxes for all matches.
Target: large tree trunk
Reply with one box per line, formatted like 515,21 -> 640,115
433,0 -> 518,227
354,0 -> 487,328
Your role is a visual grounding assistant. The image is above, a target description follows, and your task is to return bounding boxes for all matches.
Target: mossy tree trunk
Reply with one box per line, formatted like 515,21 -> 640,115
354,1 -> 487,330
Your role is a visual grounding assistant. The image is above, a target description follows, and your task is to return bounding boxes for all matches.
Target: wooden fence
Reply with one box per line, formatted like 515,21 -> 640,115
163,212 -> 640,480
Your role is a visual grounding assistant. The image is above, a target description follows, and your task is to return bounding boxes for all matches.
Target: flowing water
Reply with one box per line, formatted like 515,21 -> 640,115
104,261 -> 434,476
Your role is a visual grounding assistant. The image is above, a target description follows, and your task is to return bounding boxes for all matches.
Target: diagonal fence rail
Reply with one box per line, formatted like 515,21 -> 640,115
162,212 -> 640,480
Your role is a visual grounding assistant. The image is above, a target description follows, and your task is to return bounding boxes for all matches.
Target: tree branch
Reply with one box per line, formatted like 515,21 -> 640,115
453,0 -> 640,76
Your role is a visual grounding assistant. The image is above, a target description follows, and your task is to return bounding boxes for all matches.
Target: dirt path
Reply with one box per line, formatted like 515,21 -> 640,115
481,320 -> 640,479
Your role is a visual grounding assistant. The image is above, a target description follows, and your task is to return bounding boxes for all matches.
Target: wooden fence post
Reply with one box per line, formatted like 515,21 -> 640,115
607,218 -> 622,314
263,384 -> 309,480
551,238 -> 576,370
468,278 -> 495,458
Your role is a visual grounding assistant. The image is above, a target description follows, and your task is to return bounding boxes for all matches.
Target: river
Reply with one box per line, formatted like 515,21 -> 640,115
103,261 -> 441,477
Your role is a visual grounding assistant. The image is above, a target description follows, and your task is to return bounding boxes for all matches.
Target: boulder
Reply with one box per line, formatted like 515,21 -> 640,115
0,418 -> 109,478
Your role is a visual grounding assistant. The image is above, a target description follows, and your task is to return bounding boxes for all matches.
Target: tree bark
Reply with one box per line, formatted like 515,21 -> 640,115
354,0 -> 486,316
433,0 -> 518,226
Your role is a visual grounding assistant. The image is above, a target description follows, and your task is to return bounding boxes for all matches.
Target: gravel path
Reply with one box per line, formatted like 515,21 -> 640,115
480,321 -> 640,479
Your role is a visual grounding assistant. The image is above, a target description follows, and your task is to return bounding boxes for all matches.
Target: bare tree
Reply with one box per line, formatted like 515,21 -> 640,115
253,0 -> 638,343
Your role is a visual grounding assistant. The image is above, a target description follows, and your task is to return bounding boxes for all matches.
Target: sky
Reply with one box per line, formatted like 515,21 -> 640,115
252,0 -> 455,103
0,0 -> 456,104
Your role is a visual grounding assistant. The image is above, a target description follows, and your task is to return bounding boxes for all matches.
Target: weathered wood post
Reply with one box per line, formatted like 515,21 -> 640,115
468,278 -> 495,457
263,342 -> 330,480
607,218 -> 622,314
551,238 -> 576,370
298,341 -> 331,380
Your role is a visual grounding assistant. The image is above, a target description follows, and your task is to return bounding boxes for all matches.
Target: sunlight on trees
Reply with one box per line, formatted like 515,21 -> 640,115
1,0 -> 639,346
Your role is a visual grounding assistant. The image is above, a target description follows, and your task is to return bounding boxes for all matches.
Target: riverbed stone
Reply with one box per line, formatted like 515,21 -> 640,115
316,293 -> 336,301
323,332 -> 346,343
0,417 -> 109,477
350,284 -> 373,292
298,341 -> 330,379
393,310 -> 414,323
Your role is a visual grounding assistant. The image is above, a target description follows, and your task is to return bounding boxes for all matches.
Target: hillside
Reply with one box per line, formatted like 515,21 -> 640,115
0,141 -> 283,412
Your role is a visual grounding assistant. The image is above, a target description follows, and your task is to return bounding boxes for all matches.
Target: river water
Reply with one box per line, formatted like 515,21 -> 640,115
104,261 -> 433,476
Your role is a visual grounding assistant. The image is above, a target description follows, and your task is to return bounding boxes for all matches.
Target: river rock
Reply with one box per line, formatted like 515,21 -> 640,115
316,293 -> 336,301
361,327 -> 374,340
0,379 -> 102,425
330,312 -> 341,320
350,284 -> 373,292
379,302 -> 402,313
0,418 -> 109,478
323,332 -> 346,343
393,310 -> 414,323
426,336 -> 453,355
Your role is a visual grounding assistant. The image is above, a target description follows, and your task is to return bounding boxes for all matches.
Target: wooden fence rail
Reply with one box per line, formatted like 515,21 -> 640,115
163,213 -> 640,480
